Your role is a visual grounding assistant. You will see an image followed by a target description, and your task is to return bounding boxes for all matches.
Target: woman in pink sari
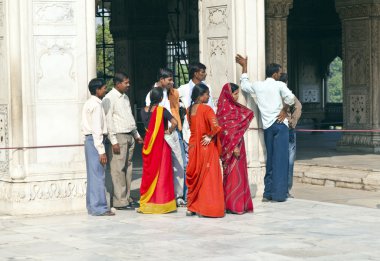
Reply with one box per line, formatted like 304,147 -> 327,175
216,83 -> 254,214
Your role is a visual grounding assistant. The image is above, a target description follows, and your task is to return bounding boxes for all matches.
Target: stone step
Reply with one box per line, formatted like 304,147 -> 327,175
294,163 -> 380,192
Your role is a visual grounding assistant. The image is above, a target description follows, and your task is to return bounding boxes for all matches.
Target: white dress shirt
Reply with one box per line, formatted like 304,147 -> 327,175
81,95 -> 107,154
240,73 -> 295,129
178,80 -> 215,110
102,88 -> 140,145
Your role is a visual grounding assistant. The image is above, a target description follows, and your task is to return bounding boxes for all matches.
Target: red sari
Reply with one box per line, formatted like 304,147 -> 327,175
186,104 -> 225,217
139,106 -> 176,214
216,83 -> 254,214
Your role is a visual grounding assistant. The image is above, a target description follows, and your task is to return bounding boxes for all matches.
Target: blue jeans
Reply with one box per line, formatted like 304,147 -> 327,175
178,130 -> 188,200
85,135 -> 108,215
288,129 -> 296,194
263,122 -> 289,201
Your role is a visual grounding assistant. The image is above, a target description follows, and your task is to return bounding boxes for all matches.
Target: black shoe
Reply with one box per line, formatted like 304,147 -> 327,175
262,197 -> 272,202
115,204 -> 135,210
271,198 -> 287,203
130,201 -> 140,207
186,210 -> 196,216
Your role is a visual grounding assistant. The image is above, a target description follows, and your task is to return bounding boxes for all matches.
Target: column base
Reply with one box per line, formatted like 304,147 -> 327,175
0,177 -> 87,215
247,166 -> 266,199
337,133 -> 380,153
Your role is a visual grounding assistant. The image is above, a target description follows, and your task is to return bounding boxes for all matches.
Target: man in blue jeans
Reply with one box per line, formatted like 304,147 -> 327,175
279,73 -> 302,198
236,55 -> 295,202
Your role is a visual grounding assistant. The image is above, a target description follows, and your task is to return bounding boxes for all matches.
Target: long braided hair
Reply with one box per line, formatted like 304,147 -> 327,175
147,87 -> 164,124
188,83 -> 209,126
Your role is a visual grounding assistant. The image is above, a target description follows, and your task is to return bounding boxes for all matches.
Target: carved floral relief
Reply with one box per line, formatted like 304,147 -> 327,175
208,38 -> 228,96
34,2 -> 74,25
347,48 -> 367,86
208,6 -> 227,26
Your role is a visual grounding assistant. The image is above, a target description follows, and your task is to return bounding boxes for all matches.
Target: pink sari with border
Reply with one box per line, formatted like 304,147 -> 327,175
216,83 -> 254,214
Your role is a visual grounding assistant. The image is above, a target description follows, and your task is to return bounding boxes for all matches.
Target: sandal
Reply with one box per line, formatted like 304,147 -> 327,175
176,198 -> 187,207
186,210 -> 196,216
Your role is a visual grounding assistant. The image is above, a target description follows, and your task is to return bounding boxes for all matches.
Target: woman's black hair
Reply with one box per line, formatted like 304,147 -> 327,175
188,83 -> 209,125
230,83 -> 239,93
147,87 -> 164,123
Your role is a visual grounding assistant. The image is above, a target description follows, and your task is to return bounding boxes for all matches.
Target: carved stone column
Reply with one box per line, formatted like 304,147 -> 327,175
0,0 -> 96,215
111,0 -> 169,109
199,0 -> 266,197
265,0 -> 293,71
0,0 -> 10,179
336,0 -> 380,153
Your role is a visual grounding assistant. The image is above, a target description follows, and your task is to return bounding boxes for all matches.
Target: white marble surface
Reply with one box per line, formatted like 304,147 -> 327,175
1,198 -> 380,260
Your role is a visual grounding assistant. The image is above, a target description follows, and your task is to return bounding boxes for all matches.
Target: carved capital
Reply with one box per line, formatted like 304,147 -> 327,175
336,2 -> 380,19
338,133 -> 380,149
265,0 -> 293,18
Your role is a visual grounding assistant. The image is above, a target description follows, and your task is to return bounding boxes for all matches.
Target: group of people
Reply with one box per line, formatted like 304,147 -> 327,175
81,57 -> 302,217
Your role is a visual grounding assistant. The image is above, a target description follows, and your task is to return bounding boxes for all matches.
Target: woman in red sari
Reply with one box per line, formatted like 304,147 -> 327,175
186,83 -> 225,218
216,83 -> 254,214
138,88 -> 178,214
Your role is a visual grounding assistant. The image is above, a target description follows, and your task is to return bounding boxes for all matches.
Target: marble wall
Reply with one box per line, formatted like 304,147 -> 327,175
199,0 -> 266,197
0,0 -> 96,215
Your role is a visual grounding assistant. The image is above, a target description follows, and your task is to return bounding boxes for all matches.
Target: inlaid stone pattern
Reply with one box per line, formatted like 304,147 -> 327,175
0,104 -> 9,175
349,94 -> 367,125
302,88 -> 319,103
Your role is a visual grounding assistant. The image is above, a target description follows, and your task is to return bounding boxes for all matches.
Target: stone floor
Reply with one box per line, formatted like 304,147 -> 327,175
2,132 -> 380,260
1,194 -> 380,261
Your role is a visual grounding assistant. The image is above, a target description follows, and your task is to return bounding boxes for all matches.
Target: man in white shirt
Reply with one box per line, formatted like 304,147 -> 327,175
102,72 -> 143,210
178,63 -> 215,143
81,78 -> 114,216
178,63 -> 215,202
145,68 -> 186,207
236,54 -> 295,202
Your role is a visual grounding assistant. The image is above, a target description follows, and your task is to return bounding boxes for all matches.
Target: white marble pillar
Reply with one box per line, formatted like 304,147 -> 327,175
0,0 -> 96,215
199,0 -> 266,197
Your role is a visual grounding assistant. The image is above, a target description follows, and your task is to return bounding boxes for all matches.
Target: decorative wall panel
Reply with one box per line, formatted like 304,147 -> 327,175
33,2 -> 74,25
208,38 -> 228,94
32,1 -> 77,35
349,94 -> 368,125
34,37 -> 77,100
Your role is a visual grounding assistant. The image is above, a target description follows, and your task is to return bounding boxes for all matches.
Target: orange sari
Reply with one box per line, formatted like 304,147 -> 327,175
186,104 -> 225,217
139,106 -> 176,214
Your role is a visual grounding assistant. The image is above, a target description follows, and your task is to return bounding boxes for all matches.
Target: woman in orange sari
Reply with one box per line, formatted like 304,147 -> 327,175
186,83 -> 225,218
138,88 -> 178,214
217,83 -> 254,214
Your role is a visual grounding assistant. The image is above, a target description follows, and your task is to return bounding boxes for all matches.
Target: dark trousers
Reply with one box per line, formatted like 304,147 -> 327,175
263,122 -> 289,201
